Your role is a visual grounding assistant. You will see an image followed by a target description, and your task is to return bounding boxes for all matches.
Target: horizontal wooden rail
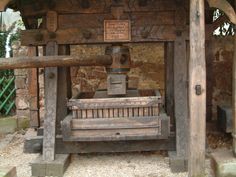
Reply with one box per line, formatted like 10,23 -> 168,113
0,55 -> 112,69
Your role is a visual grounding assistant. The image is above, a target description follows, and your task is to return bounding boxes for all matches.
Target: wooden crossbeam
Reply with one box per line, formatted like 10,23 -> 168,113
0,55 -> 112,70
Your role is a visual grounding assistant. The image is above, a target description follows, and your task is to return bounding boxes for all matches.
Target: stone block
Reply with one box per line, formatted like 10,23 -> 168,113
0,117 -> 17,134
0,166 -> 17,177
31,154 -> 70,177
15,97 -> 29,110
17,117 -> 30,130
169,151 -> 188,173
16,109 -> 30,118
14,69 -> 28,76
16,89 -> 28,96
211,149 -> 236,177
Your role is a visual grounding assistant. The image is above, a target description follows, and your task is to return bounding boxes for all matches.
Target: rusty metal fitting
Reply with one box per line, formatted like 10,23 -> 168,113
105,45 -> 131,74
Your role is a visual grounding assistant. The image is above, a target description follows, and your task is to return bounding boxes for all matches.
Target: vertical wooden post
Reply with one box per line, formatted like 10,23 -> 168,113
56,45 -> 71,134
42,11 -> 58,161
189,0 -> 206,176
28,46 -> 40,128
43,41 -> 58,161
174,36 -> 188,158
232,0 -> 236,155
164,42 -> 174,125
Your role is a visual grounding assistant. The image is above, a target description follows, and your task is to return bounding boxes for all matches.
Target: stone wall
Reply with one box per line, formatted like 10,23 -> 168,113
13,38 -> 234,121
13,43 -> 45,120
13,41 -> 29,119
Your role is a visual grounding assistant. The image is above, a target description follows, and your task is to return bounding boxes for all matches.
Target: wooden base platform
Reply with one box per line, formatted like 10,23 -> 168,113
62,114 -> 169,142
24,135 -> 175,154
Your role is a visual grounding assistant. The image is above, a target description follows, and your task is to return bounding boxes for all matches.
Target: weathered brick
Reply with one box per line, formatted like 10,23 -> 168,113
15,96 -> 29,110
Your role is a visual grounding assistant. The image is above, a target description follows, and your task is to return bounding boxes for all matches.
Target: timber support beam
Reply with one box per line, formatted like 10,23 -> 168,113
189,0 -> 206,176
0,55 -> 112,70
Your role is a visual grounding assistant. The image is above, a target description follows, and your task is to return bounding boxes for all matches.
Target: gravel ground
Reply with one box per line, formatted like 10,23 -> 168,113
0,130 -> 215,177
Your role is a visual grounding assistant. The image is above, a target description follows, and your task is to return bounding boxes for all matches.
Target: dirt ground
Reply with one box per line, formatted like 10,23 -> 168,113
0,129 -> 218,177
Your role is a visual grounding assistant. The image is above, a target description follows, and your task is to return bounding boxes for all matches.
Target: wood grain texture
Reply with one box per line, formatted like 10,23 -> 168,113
0,55 -> 112,69
42,41 -> 58,161
164,42 -> 174,126
174,36 -> 188,158
56,45 -> 71,134
27,46 -> 40,128
189,0 -> 206,176
61,115 -> 169,141
233,0 -> 236,156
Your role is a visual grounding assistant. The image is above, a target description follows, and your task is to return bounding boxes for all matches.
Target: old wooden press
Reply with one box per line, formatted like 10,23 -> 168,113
1,0 -> 207,176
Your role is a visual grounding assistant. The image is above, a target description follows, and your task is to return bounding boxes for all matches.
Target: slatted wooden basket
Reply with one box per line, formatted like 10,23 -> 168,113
62,90 -> 170,142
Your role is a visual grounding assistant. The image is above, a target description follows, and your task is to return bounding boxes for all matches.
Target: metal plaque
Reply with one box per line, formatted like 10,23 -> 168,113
104,20 -> 131,42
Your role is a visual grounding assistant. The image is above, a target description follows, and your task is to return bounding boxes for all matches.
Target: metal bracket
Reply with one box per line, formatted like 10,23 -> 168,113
195,85 -> 202,95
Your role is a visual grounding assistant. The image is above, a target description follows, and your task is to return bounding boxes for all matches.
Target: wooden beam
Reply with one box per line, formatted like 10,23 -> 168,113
17,0 -> 178,17
174,36 -> 188,158
189,0 -> 206,176
232,0 -> 236,156
0,0 -> 11,11
27,46 -> 40,128
20,25 -> 179,46
207,0 -> 236,24
42,41 -> 58,161
0,55 -> 112,69
42,11 -> 59,161
24,135 -> 176,154
164,42 -> 174,126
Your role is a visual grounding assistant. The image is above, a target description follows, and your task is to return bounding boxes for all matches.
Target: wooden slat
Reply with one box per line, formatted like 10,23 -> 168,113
71,117 -> 161,130
189,0 -> 206,176
27,46 -> 40,128
68,96 -> 160,109
70,128 -> 161,141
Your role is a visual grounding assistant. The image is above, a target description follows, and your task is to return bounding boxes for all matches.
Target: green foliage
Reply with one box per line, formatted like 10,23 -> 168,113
0,32 -> 7,58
